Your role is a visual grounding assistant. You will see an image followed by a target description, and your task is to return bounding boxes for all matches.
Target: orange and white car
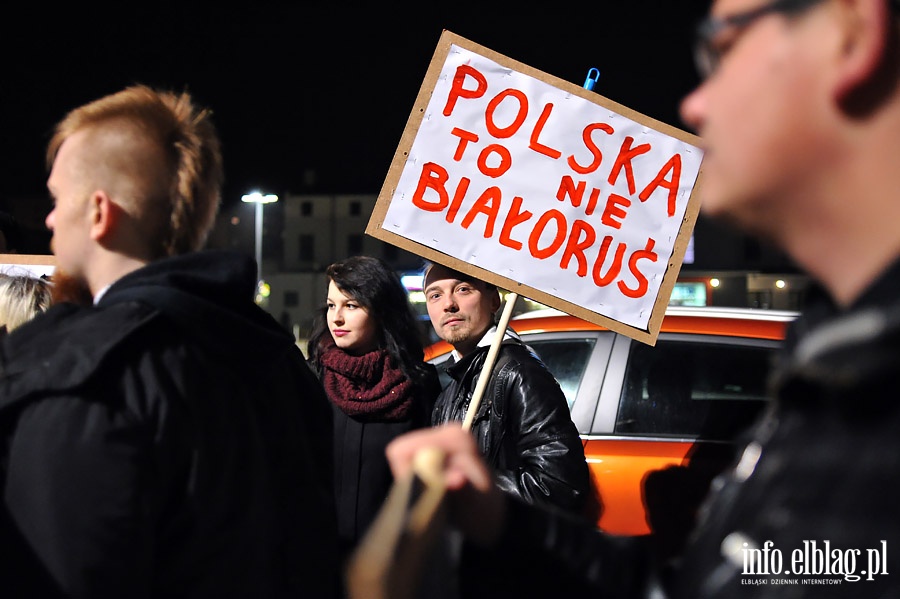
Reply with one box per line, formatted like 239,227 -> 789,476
425,305 -> 797,536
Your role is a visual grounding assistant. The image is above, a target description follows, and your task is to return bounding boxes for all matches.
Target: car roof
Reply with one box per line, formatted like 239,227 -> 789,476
517,305 -> 799,322
512,305 -> 797,338
424,305 -> 798,360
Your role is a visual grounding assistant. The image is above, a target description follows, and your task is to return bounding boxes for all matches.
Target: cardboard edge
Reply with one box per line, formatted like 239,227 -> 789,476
366,30 -> 704,346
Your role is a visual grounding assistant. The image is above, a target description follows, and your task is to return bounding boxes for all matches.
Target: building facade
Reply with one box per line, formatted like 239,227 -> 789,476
207,192 -> 810,344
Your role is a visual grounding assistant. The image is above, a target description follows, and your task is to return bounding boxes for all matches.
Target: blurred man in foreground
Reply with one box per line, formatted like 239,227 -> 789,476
387,0 -> 900,596
0,85 -> 337,598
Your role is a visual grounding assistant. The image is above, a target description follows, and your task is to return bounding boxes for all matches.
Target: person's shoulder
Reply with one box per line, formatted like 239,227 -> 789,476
495,342 -> 563,398
419,360 -> 441,381
498,339 -> 547,370
415,360 -> 443,397
6,300 -> 159,348
0,301 -> 163,408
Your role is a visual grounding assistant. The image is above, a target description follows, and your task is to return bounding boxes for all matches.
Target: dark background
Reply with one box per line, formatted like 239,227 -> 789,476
1,3 -> 710,214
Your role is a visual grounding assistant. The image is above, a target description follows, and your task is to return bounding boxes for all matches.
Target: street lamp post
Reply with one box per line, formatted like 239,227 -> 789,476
241,191 -> 279,280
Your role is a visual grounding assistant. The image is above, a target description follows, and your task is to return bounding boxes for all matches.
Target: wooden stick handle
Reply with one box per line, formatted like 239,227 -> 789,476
461,292 -> 519,431
345,447 -> 448,599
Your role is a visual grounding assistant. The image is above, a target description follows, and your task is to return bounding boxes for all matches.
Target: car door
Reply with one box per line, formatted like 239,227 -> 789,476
520,330 -> 615,433
582,332 -> 780,536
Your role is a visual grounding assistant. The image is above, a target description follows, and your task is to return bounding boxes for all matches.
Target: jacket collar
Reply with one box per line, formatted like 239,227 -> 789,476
449,325 -> 522,362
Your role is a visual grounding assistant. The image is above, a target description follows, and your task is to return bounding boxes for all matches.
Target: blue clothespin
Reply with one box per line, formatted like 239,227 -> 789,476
583,67 -> 600,91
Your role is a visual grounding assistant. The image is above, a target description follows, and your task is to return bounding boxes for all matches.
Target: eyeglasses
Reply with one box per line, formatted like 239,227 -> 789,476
693,0 -> 827,79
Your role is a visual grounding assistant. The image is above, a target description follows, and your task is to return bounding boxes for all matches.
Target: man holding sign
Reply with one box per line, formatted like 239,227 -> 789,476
386,0 -> 900,597
423,262 -> 590,596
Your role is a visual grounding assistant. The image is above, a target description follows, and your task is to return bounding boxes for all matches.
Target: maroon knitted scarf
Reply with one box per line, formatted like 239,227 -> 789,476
320,343 -> 415,422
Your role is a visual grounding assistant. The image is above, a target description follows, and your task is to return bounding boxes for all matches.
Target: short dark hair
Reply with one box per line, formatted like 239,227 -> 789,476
422,261 -> 498,293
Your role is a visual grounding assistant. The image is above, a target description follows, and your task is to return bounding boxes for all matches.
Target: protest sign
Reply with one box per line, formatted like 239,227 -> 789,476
1,254 -> 56,279
366,30 -> 703,345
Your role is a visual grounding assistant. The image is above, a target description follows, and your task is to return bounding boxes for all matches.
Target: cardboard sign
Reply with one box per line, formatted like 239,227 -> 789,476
0,254 -> 56,278
367,30 -> 703,345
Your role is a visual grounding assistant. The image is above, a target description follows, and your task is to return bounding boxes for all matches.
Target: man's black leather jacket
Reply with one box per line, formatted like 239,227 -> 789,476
433,333 -> 590,516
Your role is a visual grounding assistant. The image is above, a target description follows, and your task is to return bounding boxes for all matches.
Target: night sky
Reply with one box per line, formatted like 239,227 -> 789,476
1,3 -> 710,212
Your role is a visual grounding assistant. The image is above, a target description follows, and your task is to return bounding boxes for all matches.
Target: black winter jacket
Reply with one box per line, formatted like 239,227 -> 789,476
432,332 -> 589,516
486,261 -> 900,598
0,251 -> 338,599
317,363 -> 440,563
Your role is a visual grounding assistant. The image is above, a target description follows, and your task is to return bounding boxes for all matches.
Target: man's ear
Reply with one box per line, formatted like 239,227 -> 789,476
490,289 -> 502,313
88,190 -> 117,242
832,0 -> 893,106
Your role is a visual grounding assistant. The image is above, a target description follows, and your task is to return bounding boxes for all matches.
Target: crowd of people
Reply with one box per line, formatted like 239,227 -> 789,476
3,0 -> 900,597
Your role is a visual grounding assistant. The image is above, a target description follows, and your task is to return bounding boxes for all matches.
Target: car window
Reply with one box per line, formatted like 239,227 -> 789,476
427,337 -> 597,411
614,339 -> 774,439
526,338 -> 596,409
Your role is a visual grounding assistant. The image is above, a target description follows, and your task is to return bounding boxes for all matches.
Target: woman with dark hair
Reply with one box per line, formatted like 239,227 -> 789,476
307,255 -> 441,566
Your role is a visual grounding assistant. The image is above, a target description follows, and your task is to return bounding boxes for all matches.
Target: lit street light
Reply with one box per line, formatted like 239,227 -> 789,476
241,191 -> 279,280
